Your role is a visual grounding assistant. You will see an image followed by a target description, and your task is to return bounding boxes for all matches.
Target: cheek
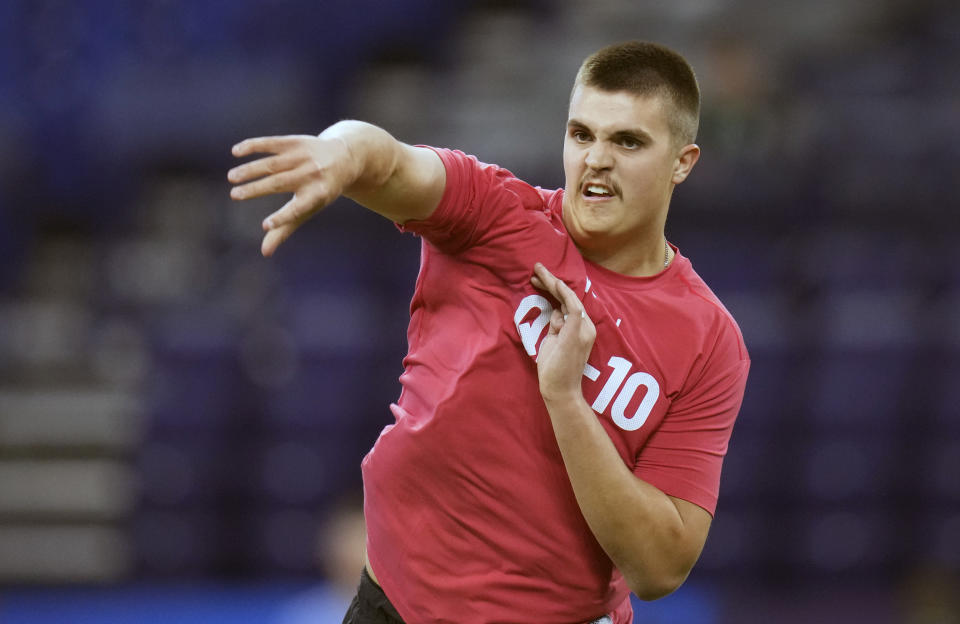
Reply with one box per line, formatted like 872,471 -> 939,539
625,160 -> 673,195
562,152 -> 580,189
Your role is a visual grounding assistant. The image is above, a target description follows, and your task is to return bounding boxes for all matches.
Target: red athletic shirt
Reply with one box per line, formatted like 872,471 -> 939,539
361,149 -> 749,624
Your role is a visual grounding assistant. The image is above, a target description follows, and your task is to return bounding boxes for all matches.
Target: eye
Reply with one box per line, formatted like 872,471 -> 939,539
570,129 -> 592,143
619,136 -> 642,150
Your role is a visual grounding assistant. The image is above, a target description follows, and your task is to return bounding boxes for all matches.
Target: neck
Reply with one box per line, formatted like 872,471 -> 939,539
579,235 -> 672,277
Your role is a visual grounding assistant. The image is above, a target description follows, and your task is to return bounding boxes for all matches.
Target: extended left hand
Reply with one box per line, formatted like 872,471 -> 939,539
530,263 -> 596,403
228,134 -> 356,257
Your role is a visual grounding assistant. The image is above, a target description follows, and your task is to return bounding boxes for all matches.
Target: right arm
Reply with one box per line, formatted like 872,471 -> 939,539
228,120 -> 445,256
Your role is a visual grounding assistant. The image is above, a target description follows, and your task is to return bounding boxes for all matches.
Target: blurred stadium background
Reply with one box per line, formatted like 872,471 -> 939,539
0,0 -> 958,622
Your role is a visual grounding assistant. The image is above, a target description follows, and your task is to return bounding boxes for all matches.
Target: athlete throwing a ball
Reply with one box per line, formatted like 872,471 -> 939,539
229,41 -> 749,624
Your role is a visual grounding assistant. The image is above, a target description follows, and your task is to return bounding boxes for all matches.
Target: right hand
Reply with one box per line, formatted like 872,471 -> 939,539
228,134 -> 355,257
529,262 -> 597,405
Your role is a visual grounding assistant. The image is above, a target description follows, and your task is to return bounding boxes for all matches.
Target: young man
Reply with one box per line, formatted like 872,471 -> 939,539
229,41 -> 749,624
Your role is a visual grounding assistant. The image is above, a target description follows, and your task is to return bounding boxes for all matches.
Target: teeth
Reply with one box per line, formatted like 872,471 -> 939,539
586,185 -> 612,196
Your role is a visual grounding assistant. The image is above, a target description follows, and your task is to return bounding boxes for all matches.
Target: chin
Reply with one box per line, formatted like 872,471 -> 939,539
568,226 -> 609,251
573,212 -> 618,238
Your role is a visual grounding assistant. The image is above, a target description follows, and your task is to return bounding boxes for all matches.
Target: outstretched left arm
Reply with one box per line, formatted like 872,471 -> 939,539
530,262 -> 712,601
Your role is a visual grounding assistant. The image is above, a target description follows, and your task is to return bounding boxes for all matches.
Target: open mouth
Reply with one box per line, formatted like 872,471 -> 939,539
583,183 -> 616,199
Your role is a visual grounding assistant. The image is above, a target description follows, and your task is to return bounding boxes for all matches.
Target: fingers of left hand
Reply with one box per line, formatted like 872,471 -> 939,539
261,222 -> 297,257
230,165 -> 307,200
263,193 -> 317,230
232,135 -> 310,158
228,152 -> 299,184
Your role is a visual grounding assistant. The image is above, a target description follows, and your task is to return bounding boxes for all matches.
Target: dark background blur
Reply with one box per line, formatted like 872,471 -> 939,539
1,0 -> 958,622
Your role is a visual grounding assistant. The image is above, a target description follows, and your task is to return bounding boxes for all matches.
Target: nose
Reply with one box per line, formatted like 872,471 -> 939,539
584,141 -> 613,170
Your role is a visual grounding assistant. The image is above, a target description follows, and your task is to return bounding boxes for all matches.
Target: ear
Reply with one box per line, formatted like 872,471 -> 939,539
672,143 -> 700,184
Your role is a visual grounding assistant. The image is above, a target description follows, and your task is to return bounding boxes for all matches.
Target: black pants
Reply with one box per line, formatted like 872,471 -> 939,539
342,568 -> 406,624
341,569 -> 615,624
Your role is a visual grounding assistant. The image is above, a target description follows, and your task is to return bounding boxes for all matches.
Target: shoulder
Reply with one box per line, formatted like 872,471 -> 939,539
673,256 -> 749,362
402,147 -> 563,253
428,147 -> 515,190
431,147 -> 559,208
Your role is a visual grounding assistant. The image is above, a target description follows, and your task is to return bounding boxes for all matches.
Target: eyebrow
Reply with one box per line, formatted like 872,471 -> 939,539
567,119 -> 654,143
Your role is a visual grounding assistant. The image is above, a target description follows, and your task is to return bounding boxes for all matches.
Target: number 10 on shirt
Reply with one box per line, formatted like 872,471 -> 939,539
514,294 -> 661,432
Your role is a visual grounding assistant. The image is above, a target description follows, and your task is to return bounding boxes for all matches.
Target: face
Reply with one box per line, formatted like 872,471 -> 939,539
562,84 -> 699,266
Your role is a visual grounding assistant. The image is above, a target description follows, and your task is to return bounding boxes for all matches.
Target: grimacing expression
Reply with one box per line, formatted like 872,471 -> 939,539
561,84 -> 698,261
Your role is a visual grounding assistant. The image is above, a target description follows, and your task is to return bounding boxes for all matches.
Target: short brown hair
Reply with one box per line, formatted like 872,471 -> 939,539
574,41 -> 700,146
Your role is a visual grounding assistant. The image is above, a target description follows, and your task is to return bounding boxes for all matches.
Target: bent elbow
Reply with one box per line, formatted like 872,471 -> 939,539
627,572 -> 688,602
630,583 -> 680,603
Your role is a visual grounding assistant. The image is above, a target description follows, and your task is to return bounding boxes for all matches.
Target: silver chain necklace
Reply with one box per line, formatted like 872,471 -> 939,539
664,240 -> 670,268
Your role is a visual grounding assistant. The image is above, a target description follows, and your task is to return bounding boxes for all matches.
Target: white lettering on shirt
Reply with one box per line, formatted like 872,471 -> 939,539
512,295 -> 660,431
514,294 -> 552,356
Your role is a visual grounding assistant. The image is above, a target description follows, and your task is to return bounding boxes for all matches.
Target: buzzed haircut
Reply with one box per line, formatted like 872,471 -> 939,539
574,41 -> 701,146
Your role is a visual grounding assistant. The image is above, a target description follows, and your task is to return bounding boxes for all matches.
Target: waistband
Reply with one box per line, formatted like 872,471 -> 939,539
363,566 -> 616,624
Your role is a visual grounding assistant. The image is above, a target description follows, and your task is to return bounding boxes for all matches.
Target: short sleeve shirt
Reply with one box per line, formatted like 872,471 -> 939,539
361,148 -> 749,624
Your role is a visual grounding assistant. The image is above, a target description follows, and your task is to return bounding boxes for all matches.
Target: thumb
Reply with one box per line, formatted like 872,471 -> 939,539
549,308 -> 564,333
261,222 -> 299,257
